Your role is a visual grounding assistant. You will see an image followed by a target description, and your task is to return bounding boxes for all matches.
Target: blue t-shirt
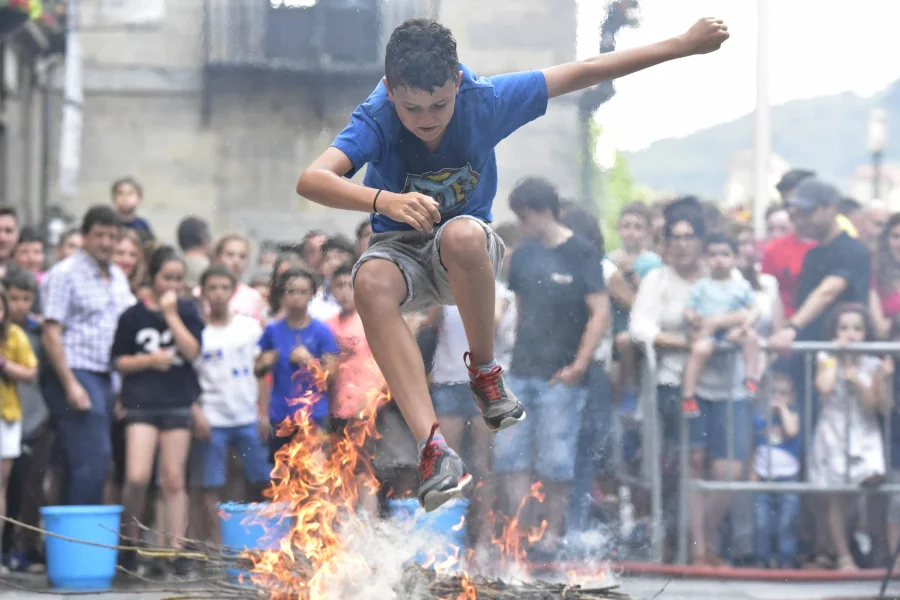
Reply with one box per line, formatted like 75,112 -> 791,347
258,318 -> 340,427
754,410 -> 802,459
331,65 -> 549,233
687,276 -> 755,318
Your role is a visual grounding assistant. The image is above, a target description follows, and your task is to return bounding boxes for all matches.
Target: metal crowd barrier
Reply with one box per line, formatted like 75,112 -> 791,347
621,340 -> 900,565
613,341 -> 665,562
673,341 -> 900,565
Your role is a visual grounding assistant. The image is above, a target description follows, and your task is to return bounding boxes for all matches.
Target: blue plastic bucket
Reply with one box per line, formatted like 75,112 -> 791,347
219,502 -> 294,583
40,505 -> 123,590
389,498 -> 468,568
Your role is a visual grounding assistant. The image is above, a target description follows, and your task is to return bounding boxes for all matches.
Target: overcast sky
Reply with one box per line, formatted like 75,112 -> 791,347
576,0 -> 900,152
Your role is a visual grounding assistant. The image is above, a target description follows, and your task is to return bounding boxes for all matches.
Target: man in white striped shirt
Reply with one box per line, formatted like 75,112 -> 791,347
42,206 -> 136,506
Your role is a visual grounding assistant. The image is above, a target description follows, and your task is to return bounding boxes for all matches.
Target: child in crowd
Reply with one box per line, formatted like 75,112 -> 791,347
2,268 -> 47,571
53,229 -> 81,262
682,233 -> 760,416
12,228 -> 45,284
309,235 -> 356,321
111,177 -> 154,239
266,253 -> 307,322
248,266 -> 272,314
752,367 -> 802,568
325,263 -> 384,515
111,247 -> 204,575
255,268 -> 339,460
213,234 -> 267,323
607,203 -> 658,407
0,283 -> 38,574
811,303 -> 885,571
192,265 -> 270,544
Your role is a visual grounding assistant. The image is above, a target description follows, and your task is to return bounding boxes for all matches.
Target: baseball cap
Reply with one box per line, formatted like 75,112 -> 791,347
786,177 -> 840,212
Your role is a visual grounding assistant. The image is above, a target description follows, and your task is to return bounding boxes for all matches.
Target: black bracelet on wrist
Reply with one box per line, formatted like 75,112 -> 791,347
373,189 -> 382,214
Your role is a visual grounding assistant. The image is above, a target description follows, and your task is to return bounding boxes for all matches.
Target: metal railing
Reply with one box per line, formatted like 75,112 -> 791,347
202,0 -> 424,72
613,342 -> 665,562
626,340 -> 900,565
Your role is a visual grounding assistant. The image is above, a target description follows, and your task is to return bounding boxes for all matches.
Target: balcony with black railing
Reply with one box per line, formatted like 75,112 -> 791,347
203,0 -> 416,76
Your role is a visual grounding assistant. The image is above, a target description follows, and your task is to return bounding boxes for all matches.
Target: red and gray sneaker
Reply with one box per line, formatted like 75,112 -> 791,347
417,423 -> 473,513
464,352 -> 526,432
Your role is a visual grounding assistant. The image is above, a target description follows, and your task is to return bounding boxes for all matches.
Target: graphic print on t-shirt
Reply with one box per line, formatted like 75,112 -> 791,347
111,299 -> 204,410
402,163 -> 481,216
135,327 -> 183,365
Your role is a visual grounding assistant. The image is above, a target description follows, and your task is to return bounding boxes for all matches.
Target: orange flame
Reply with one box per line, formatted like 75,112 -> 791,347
457,573 -> 477,599
490,482 -> 547,570
247,359 -> 389,599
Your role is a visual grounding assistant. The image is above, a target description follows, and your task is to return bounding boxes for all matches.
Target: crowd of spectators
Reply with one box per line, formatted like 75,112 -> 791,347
0,167 -> 897,578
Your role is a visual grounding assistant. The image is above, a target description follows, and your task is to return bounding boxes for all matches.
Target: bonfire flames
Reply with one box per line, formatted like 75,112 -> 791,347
236,361 -> 623,600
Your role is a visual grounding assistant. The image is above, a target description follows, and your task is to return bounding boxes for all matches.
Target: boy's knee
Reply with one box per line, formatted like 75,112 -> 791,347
692,338 -> 714,357
438,219 -> 488,266
353,260 -> 406,308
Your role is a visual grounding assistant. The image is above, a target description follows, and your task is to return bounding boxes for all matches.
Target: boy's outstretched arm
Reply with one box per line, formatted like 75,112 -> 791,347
296,147 -> 442,232
542,17 -> 729,99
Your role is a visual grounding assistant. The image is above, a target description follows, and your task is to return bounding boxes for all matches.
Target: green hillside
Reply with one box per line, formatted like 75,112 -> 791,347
621,78 -> 900,198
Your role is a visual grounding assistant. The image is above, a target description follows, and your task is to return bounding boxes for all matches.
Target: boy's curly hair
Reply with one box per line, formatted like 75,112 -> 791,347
385,18 -> 459,92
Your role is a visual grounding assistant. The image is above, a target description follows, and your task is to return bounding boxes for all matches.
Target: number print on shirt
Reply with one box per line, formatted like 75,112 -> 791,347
136,327 -> 184,366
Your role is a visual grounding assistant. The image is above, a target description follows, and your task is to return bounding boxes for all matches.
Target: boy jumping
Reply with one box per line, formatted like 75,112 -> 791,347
296,16 -> 729,512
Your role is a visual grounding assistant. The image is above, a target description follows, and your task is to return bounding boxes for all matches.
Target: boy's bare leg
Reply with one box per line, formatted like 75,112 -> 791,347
354,259 -> 437,443
440,219 -> 525,431
741,330 -> 760,385
682,338 -> 714,400
440,220 -> 496,365
355,258 -> 472,512
726,327 -> 760,390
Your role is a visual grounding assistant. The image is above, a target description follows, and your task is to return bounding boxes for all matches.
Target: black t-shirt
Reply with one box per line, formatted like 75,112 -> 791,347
795,231 -> 870,341
111,299 -> 205,410
509,234 -> 605,380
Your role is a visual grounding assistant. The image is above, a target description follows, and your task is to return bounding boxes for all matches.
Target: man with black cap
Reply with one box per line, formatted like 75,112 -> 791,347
769,177 -> 871,350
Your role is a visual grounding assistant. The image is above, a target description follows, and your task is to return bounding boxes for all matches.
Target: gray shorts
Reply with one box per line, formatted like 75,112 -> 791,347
352,215 -> 506,313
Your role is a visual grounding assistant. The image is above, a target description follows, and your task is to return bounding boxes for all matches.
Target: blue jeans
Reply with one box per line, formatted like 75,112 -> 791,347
493,376 -> 587,481
754,479 -> 800,566
658,386 -> 753,461
567,363 -> 613,532
200,424 -> 271,488
432,383 -> 479,420
42,370 -> 114,506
